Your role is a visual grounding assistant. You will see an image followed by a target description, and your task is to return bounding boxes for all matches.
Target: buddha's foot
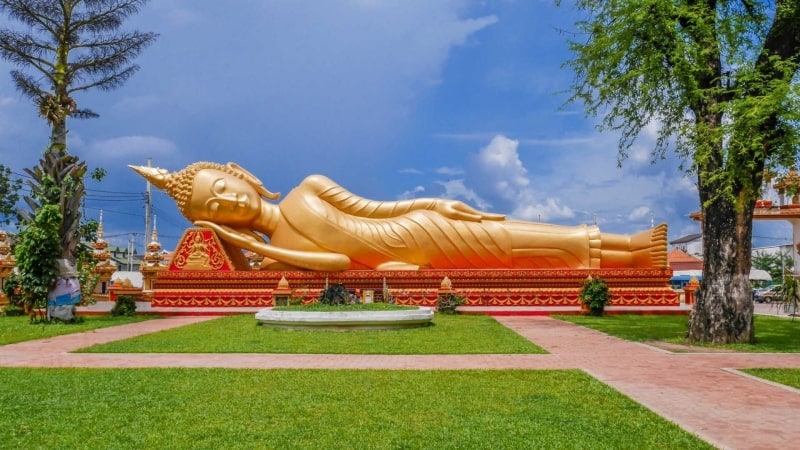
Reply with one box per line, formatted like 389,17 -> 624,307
631,223 -> 668,268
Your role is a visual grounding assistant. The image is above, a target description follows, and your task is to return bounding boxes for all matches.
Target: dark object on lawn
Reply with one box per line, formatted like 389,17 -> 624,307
111,295 -> 137,316
318,284 -> 351,306
437,293 -> 465,314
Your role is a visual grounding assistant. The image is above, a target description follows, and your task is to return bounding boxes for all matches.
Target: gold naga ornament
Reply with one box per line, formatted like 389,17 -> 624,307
130,162 -> 668,272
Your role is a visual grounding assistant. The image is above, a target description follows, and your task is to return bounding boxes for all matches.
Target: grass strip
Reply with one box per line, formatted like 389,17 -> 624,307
78,313 -> 544,354
0,315 -> 153,346
0,368 -> 711,449
741,368 -> 800,390
555,314 -> 800,352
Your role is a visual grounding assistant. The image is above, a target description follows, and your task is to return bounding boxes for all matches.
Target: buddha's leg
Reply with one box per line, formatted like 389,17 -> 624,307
600,223 -> 668,268
506,222 -> 601,269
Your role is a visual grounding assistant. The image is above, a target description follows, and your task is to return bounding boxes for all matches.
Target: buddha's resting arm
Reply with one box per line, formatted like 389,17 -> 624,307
301,175 -> 505,222
194,220 -> 351,271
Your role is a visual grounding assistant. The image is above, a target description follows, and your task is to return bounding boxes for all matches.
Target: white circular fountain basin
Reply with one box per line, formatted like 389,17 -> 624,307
255,307 -> 434,330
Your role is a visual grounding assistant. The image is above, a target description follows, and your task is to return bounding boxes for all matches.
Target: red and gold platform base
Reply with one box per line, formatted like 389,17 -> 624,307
150,228 -> 678,308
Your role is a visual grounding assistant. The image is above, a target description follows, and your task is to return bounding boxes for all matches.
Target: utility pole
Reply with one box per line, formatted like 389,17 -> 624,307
127,234 -> 135,271
144,157 -> 152,251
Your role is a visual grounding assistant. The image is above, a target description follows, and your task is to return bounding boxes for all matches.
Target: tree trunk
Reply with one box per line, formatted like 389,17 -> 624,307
688,195 -> 755,344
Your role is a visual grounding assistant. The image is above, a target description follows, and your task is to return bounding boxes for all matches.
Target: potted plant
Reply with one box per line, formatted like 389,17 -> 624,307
579,276 -> 611,316
774,169 -> 800,208
777,272 -> 799,320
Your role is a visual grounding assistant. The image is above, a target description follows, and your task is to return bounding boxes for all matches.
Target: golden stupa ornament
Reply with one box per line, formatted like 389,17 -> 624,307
92,211 -> 116,276
143,216 -> 165,267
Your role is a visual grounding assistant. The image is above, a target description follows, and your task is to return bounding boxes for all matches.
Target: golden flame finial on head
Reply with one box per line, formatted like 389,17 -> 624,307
129,162 -> 281,218
128,165 -> 170,190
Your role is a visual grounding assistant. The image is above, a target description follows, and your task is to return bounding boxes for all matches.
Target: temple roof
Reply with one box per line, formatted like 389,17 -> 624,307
668,248 -> 703,270
669,233 -> 701,245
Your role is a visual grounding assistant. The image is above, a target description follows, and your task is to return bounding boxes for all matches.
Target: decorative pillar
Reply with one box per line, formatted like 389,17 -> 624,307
273,276 -> 293,306
683,276 -> 700,306
140,217 -> 167,301
438,276 -> 455,304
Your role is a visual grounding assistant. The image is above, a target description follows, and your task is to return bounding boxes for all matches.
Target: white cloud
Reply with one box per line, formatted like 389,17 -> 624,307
433,132 -> 502,142
134,1 -> 500,163
512,197 -> 575,222
431,134 -> 579,222
436,166 -> 464,176
518,137 -> 596,147
628,206 -> 651,221
476,135 -> 530,200
434,179 -> 491,210
398,168 -> 422,175
396,185 -> 425,200
87,136 -> 177,161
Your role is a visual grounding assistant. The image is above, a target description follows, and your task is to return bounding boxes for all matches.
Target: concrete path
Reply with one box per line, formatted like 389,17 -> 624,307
1,315 -> 799,450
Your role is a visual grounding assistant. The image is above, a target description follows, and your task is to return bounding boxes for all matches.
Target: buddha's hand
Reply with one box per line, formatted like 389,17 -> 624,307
434,200 -> 505,222
194,221 -> 260,244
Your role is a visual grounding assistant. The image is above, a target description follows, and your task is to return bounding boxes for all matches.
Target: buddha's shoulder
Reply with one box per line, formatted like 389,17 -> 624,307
299,174 -> 336,186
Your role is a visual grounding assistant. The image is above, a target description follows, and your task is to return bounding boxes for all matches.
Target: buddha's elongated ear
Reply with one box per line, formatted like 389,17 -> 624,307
226,162 -> 280,200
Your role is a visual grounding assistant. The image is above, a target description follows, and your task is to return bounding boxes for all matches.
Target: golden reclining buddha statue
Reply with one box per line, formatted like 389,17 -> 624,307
131,162 -> 668,272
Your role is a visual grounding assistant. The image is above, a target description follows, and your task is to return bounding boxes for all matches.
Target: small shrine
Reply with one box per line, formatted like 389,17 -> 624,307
0,230 -> 15,305
140,217 -> 168,300
91,212 -> 118,300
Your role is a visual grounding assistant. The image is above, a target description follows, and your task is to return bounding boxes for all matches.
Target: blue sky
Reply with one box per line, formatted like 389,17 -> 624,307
0,0 -> 790,253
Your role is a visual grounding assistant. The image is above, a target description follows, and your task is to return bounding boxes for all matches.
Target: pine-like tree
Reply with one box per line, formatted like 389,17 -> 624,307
0,0 -> 157,261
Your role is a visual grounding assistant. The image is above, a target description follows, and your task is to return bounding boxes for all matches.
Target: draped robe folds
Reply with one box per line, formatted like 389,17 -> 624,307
274,175 -> 594,270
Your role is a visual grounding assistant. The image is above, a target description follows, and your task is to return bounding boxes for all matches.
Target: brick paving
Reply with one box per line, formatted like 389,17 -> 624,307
1,313 -> 799,449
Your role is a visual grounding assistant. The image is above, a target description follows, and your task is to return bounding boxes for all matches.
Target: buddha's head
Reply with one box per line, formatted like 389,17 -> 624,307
130,162 -> 280,227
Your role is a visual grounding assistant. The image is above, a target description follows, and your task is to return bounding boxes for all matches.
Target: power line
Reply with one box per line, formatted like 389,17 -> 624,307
83,205 -> 144,218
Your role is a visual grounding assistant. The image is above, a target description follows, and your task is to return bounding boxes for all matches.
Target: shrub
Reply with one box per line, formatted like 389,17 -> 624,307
2,303 -> 25,316
318,284 -> 354,306
110,295 -> 137,316
437,293 -> 465,314
288,292 -> 304,306
579,276 -> 611,316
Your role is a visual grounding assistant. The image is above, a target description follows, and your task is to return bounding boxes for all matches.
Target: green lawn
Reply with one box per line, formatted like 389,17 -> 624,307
741,368 -> 800,390
556,314 -> 800,352
0,368 -> 711,449
79,313 -> 545,354
0,314 -> 153,346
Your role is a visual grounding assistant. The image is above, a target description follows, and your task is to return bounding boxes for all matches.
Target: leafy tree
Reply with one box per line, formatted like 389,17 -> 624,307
0,0 -> 157,263
12,203 -> 62,314
752,249 -> 794,281
562,1 -> 800,343
0,164 -> 21,226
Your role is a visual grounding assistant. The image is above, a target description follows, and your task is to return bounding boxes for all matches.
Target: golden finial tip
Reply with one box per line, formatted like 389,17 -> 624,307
129,165 -> 170,189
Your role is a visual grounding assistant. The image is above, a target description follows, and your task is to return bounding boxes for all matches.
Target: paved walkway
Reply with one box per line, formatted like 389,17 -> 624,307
1,315 -> 799,449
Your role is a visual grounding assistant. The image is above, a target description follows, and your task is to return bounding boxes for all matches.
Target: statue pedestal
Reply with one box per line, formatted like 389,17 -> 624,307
151,267 -> 677,308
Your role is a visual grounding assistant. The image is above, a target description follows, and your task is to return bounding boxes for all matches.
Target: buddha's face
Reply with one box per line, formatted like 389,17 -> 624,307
187,169 -> 261,226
